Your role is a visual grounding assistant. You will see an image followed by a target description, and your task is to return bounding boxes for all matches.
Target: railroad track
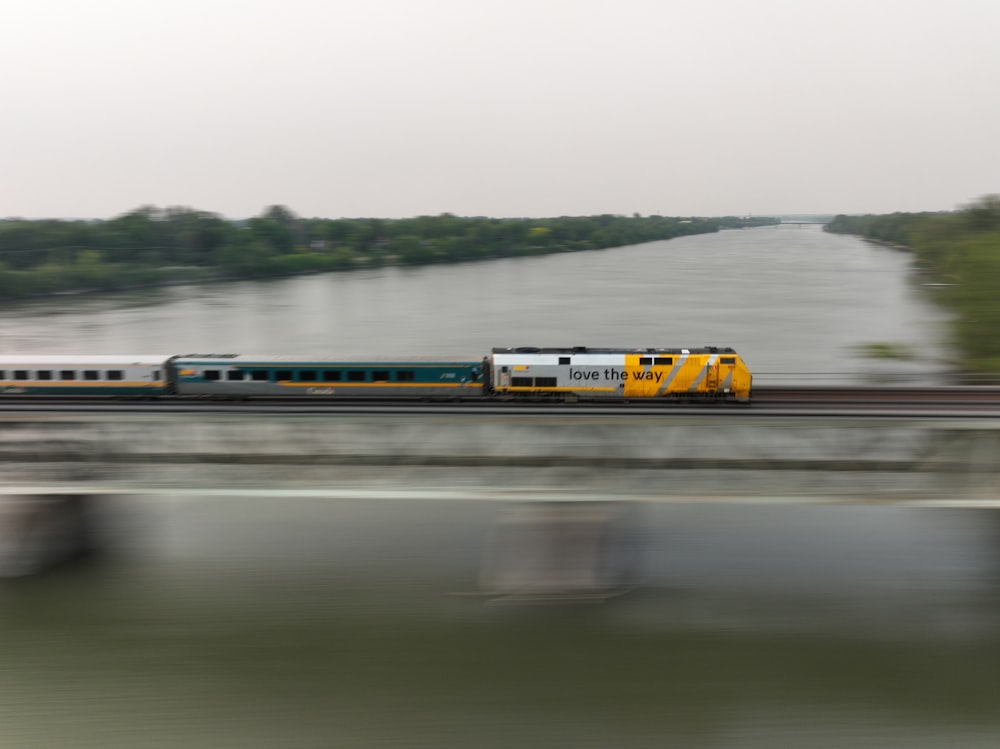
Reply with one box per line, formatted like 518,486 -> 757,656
752,386 -> 1000,410
1,387 -> 1000,416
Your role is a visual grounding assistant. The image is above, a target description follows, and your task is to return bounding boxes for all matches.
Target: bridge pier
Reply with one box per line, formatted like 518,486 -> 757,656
0,494 -> 99,578
478,502 -> 641,600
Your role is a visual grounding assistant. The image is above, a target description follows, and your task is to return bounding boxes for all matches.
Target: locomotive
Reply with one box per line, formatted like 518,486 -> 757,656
0,347 -> 752,401
487,347 -> 751,401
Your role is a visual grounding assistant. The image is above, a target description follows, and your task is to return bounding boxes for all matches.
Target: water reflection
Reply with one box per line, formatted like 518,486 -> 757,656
3,496 -> 1000,747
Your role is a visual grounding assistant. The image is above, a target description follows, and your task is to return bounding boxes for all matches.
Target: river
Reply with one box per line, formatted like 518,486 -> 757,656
0,225 -> 954,383
4,226 -> 999,748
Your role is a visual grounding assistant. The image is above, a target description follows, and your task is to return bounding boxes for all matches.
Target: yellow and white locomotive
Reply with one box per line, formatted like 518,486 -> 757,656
486,347 -> 752,401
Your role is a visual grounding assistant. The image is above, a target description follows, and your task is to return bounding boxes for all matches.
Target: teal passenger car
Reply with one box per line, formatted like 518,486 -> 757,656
172,354 -> 484,398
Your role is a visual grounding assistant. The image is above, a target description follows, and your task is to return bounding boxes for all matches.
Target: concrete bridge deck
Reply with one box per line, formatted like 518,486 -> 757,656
2,412 -> 999,499
3,412 -> 1000,578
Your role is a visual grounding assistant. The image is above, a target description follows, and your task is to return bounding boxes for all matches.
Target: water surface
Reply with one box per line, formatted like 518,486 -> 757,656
0,225 -> 952,383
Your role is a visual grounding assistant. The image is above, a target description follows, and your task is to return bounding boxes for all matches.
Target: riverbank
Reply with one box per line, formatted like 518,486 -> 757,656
825,197 -> 1000,375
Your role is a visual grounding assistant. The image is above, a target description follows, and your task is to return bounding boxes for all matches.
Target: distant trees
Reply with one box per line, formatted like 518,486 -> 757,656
824,211 -> 944,246
0,206 -> 780,302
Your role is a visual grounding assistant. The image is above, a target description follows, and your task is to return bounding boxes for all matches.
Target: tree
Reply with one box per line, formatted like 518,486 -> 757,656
249,205 -> 297,254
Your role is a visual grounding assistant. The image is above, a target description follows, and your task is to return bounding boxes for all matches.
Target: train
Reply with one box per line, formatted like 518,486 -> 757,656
0,347 -> 752,401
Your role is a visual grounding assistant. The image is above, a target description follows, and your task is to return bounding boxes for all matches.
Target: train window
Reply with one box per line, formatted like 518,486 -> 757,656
559,357 -> 570,365
275,370 -> 293,381
372,370 -> 390,382
226,370 -> 245,381
396,371 -> 415,382
322,370 -> 341,382
0,371 -> 5,379
251,370 -> 269,381
720,357 -> 736,365
654,357 -> 673,365
203,370 -> 220,381
347,371 -> 366,382
153,370 -> 159,380
638,357 -> 652,365
84,370 -> 99,381
37,370 -> 53,380
535,377 -> 557,387
511,377 -> 532,387
299,370 -> 318,382
501,366 -> 509,374
13,370 -> 28,380
61,370 -> 76,380
107,371 -> 124,381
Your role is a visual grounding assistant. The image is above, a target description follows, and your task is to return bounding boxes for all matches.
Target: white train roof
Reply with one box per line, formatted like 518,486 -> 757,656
172,354 -> 480,364
0,355 -> 172,365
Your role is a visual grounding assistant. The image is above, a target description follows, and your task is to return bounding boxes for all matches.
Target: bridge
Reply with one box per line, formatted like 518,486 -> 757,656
3,411 -> 999,580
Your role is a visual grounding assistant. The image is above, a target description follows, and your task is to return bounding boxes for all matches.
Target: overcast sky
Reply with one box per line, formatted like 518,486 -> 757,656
2,0 -> 997,220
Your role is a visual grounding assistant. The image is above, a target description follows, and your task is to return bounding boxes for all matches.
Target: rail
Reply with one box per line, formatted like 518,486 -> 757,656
1,386 -> 1000,416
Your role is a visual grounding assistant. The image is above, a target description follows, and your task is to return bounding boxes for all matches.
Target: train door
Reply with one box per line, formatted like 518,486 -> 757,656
706,360 -> 719,391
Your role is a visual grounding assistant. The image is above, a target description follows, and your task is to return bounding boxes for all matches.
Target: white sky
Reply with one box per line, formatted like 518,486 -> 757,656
2,0 -> 998,219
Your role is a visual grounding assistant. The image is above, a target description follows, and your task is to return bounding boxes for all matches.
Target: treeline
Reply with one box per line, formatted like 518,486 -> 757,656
826,196 -> 1000,373
0,206 -> 779,300
824,211 -> 946,245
